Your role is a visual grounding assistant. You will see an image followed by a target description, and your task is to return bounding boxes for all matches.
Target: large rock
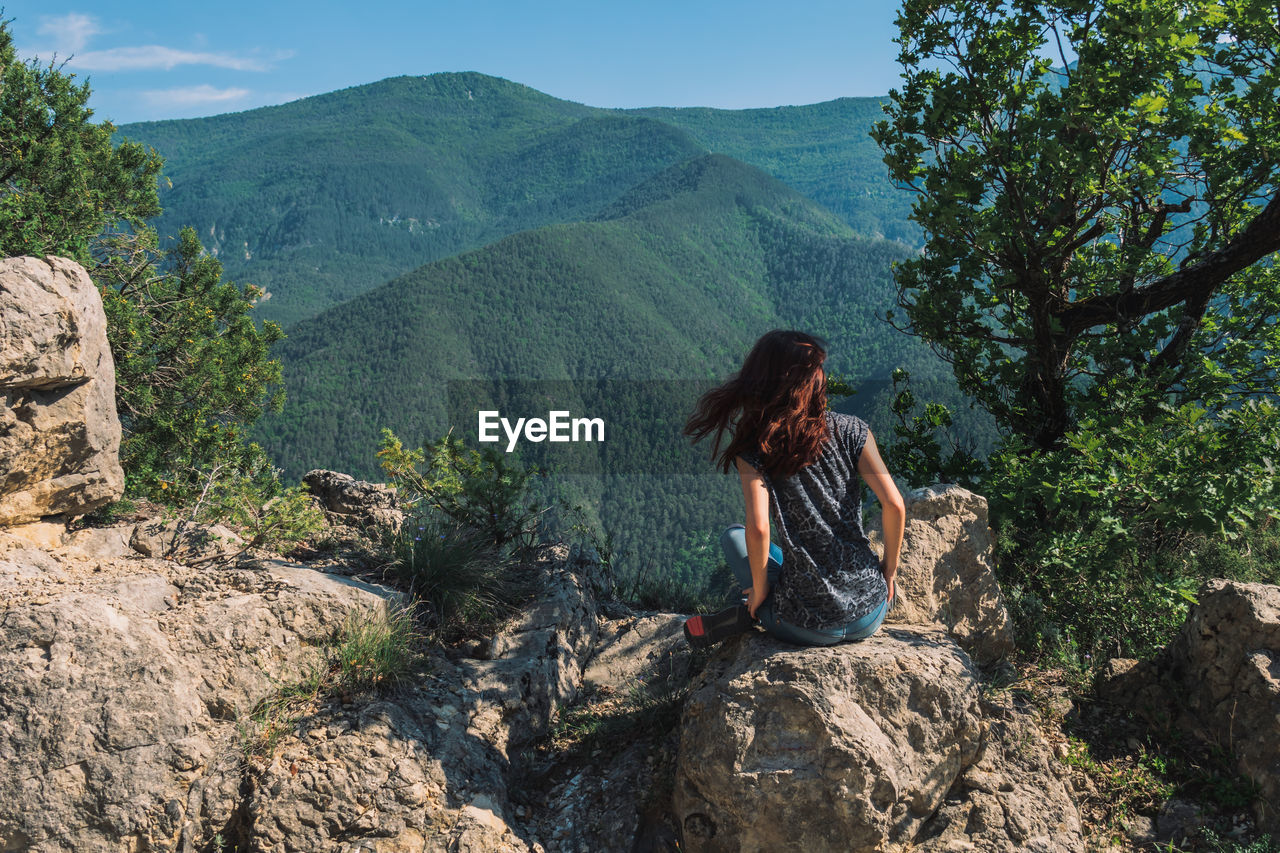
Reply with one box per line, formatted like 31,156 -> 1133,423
0,256 -> 123,524
0,537 -> 403,853
235,542 -> 608,853
1102,579 -> 1280,833
673,626 -> 1082,852
867,484 -> 1015,666
521,609 -> 693,852
303,469 -> 403,534
0,528 -> 615,853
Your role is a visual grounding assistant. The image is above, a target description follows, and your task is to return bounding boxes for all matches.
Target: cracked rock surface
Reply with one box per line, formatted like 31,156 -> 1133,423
0,255 -> 123,524
0,531 -> 616,852
673,625 -> 1082,853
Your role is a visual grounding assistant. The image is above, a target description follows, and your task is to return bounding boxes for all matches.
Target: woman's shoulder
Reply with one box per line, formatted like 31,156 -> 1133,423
826,410 -> 869,435
738,448 -> 765,472
825,411 -> 870,459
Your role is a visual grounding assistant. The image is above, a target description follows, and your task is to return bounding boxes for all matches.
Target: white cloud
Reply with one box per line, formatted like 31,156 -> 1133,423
140,85 -> 252,107
70,45 -> 274,72
36,12 -> 101,54
24,12 -> 291,72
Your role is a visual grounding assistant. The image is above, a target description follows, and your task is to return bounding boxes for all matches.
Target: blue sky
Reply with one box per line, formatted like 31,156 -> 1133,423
8,1 -> 907,125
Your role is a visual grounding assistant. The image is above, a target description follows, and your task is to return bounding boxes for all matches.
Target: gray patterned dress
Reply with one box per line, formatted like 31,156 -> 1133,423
739,411 -> 888,631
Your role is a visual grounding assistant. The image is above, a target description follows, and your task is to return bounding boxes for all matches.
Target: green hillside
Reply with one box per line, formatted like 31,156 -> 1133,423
252,154 -> 982,583
117,73 -> 913,329
118,74 -> 706,327
629,99 -> 916,245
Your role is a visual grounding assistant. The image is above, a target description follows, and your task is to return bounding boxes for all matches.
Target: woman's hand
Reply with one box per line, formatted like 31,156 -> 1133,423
743,584 -> 769,620
879,558 -> 897,604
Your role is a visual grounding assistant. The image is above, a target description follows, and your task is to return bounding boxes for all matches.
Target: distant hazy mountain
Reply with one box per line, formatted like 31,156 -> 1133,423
117,72 -> 913,328
629,99 -> 914,244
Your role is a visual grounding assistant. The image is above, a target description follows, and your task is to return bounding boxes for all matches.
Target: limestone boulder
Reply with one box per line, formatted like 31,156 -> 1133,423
129,517 -> 245,563
0,545 -> 401,853
234,542 -> 609,853
0,528 -> 619,853
866,484 -> 1015,666
303,469 -> 403,534
1102,579 -> 1280,833
0,256 -> 123,524
673,626 -> 1082,853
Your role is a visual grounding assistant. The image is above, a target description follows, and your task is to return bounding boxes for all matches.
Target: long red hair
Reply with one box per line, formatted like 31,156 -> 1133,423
684,330 -> 830,478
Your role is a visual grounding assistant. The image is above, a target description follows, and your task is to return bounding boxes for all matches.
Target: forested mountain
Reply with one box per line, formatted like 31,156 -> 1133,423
252,153 -> 986,582
629,99 -> 915,245
117,74 -> 704,327
120,72 -> 993,585
117,72 -> 914,328
255,154 -> 918,474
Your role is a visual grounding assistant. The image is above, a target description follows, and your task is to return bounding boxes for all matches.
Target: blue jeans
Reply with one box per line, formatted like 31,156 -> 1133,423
721,524 -> 888,646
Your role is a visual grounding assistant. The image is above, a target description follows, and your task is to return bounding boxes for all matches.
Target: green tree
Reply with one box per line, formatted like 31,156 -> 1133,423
0,15 -> 284,503
872,0 -> 1280,661
872,0 -> 1280,450
94,226 -> 284,498
0,19 -> 161,260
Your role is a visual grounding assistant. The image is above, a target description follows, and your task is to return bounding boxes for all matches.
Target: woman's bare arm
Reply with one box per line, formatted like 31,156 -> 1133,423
735,456 -> 771,618
856,429 -> 905,593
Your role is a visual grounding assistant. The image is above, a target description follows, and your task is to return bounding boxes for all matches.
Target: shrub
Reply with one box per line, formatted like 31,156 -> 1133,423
1199,829 -> 1280,853
188,445 -> 324,556
985,376 -> 1280,662
99,226 -> 285,505
236,603 -> 423,762
885,367 -> 985,490
378,428 -> 548,558
378,428 -> 558,640
390,516 -> 531,640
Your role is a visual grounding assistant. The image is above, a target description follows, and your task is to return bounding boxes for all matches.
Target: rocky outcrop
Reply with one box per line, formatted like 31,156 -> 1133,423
0,256 -> 123,524
239,543 -> 609,853
453,543 -> 606,760
0,533 -> 402,853
1102,579 -> 1280,833
518,611 -> 692,851
674,626 -> 1082,852
0,526 -> 615,853
0,242 -> 1081,850
303,469 -> 403,534
129,517 -> 246,562
867,484 -> 1015,666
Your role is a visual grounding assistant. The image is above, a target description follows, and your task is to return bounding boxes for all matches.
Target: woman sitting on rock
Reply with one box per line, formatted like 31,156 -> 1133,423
681,329 -> 906,648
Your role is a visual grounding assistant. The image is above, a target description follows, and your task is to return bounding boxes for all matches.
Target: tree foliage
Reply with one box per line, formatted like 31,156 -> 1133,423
0,16 -> 284,504
872,0 -> 1280,449
0,18 -> 161,260
94,226 -> 284,498
874,0 -> 1280,662
987,371 -> 1280,658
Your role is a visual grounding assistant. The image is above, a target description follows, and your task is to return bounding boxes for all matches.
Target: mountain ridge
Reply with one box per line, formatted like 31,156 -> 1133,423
249,151 -> 948,577
117,72 -> 914,328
